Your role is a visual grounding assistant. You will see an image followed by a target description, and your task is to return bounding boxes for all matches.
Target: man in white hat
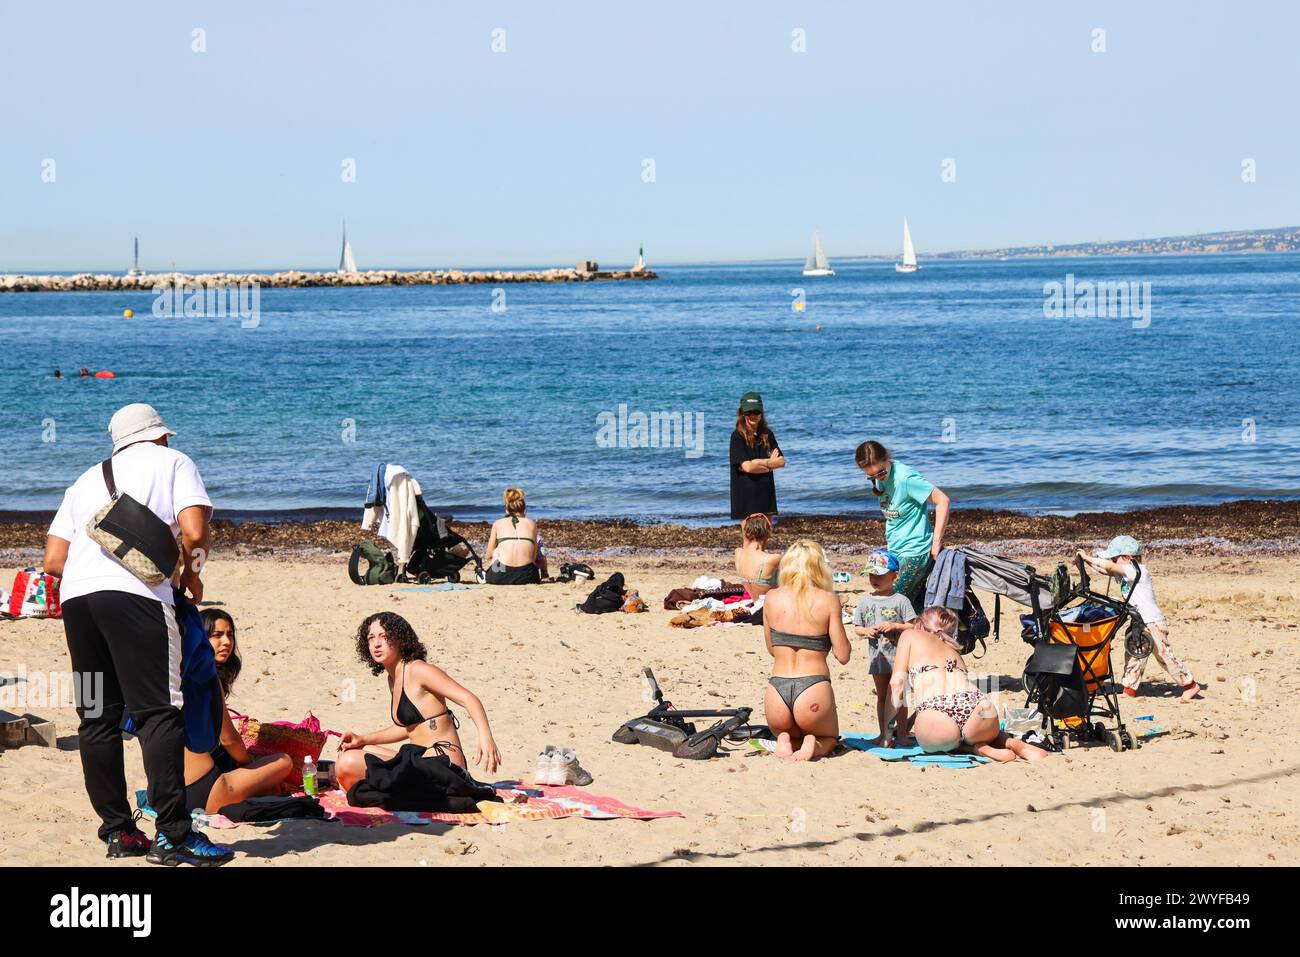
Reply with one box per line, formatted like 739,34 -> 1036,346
43,403 -> 233,865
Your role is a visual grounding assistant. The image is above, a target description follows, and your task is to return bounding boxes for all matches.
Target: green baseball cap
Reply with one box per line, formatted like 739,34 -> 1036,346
739,392 -> 764,413
1097,535 -> 1142,559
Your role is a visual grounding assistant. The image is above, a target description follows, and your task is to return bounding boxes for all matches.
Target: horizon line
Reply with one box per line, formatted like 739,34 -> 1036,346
5,224 -> 1296,276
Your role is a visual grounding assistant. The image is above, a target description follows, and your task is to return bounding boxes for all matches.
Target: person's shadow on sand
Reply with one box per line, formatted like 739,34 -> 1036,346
215,818 -> 457,860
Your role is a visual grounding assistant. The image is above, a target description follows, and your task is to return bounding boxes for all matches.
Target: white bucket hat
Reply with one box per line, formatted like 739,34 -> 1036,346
108,403 -> 176,453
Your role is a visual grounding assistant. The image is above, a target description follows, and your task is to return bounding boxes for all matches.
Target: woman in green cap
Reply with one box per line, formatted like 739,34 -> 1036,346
730,392 -> 784,520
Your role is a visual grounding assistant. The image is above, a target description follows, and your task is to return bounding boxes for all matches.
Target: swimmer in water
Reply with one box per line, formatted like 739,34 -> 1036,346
53,369 -> 64,379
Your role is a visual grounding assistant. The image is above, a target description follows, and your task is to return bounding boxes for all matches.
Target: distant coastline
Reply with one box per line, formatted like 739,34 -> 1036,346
0,265 -> 657,293
925,226 -> 1300,261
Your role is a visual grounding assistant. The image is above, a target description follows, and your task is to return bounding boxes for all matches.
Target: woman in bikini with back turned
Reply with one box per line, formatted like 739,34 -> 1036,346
483,486 -> 546,585
734,512 -> 779,624
890,607 -> 1047,762
334,612 -> 502,791
762,540 -> 850,761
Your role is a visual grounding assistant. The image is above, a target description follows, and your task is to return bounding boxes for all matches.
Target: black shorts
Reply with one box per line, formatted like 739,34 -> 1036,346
485,562 -> 541,585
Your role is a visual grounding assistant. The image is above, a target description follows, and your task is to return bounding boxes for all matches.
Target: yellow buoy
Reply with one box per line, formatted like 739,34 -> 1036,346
793,301 -> 805,312
123,309 -> 133,318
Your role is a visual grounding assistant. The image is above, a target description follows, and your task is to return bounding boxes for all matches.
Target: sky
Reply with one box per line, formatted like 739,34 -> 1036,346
1,0 -> 1297,271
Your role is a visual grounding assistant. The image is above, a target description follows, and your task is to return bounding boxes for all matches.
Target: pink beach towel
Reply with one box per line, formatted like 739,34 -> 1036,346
187,782 -> 682,829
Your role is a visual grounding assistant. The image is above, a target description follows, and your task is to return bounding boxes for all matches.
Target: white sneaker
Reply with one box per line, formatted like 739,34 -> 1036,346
544,749 -> 567,786
546,748 -> 593,787
533,745 -> 557,785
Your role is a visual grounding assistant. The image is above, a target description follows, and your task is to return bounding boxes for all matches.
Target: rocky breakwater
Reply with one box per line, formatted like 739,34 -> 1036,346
0,265 -> 658,292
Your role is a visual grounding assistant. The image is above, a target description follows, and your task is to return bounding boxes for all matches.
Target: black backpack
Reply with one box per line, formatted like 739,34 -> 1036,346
1023,642 -> 1088,719
578,572 -> 625,614
348,541 -> 397,586
955,591 -> 991,658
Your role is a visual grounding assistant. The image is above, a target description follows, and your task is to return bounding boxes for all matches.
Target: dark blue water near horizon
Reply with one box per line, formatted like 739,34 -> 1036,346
2,254 -> 1298,525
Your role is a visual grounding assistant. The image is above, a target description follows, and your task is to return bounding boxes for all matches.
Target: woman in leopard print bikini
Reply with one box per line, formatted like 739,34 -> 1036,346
890,607 -> 1048,763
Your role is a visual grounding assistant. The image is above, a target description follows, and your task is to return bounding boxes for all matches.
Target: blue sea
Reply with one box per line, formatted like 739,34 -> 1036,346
2,254 -> 1298,524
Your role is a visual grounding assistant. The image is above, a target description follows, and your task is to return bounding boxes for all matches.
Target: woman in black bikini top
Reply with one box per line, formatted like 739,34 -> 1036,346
391,659 -> 460,730
335,612 -> 502,794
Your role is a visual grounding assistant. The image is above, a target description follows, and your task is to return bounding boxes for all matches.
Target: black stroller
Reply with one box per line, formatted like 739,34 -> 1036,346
403,496 -> 484,584
959,548 -> 1152,753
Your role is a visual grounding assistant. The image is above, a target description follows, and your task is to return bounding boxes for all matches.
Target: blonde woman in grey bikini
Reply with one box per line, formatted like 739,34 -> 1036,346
762,540 -> 851,761
484,487 -> 546,585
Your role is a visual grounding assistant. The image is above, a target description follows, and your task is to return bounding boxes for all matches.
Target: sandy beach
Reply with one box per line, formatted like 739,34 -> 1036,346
3,539 -> 1297,867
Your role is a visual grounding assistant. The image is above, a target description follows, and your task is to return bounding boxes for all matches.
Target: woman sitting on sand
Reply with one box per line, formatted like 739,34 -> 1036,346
335,612 -> 501,792
483,486 -> 546,585
182,610 -> 295,813
735,512 -> 779,598
890,607 -> 1047,763
762,540 -> 851,761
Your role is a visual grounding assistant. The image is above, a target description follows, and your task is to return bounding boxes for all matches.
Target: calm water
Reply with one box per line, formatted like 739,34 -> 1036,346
2,255 -> 1298,523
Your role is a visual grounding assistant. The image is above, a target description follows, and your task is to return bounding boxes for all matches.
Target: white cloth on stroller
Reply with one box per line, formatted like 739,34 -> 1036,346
361,464 -> 422,565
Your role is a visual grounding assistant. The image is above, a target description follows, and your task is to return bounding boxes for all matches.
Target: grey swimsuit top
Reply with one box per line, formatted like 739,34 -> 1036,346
770,628 -> 832,652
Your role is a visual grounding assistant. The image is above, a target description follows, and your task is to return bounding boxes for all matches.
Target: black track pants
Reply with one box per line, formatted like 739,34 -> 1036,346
61,591 -> 191,844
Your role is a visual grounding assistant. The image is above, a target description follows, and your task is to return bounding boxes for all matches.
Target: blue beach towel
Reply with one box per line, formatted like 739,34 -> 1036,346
841,735 -> 991,768
397,583 -> 477,592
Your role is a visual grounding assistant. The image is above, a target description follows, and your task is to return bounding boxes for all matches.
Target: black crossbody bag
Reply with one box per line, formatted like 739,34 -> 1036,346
85,459 -> 181,586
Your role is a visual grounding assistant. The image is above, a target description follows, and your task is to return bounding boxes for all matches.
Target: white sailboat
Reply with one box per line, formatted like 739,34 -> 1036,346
125,237 -> 145,278
895,217 -> 920,273
337,220 -> 358,274
802,231 -> 834,277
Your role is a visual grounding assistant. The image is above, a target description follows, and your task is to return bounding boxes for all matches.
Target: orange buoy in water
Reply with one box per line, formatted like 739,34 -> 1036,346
123,309 -> 134,318
94,370 -> 116,379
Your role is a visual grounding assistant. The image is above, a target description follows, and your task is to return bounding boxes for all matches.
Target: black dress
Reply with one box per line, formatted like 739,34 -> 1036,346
729,429 -> 780,519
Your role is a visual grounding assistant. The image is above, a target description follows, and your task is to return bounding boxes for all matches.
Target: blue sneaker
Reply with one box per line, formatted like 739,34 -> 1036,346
146,830 -> 234,867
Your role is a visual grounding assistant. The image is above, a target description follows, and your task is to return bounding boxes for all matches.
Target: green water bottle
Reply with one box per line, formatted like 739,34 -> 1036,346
302,755 -> 317,796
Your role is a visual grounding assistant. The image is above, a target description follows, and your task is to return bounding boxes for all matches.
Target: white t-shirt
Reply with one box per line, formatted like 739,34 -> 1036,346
1117,562 -> 1163,626
49,442 -> 212,605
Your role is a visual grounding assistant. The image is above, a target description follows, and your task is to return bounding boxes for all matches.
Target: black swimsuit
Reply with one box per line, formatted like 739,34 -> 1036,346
391,661 -> 461,756
184,765 -> 221,813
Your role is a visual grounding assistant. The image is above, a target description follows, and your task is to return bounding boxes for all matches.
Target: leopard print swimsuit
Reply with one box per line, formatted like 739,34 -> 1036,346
910,658 -> 987,732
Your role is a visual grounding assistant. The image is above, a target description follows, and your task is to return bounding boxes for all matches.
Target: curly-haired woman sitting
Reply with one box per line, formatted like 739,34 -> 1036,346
334,612 -> 502,792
